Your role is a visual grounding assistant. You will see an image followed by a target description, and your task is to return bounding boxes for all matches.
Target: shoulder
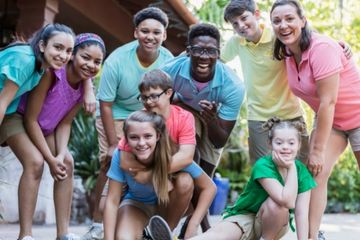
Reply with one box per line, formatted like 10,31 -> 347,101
217,63 -> 244,92
170,105 -> 193,119
309,33 -> 341,53
105,41 -> 138,63
159,46 -> 174,58
161,55 -> 188,72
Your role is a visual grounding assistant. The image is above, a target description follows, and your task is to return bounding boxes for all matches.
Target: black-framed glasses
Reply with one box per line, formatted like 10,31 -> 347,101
188,46 -> 219,58
137,89 -> 168,103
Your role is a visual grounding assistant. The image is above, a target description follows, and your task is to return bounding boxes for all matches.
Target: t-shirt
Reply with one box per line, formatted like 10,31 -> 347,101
107,148 -> 203,205
96,40 -> 173,119
0,45 -> 44,114
221,25 -> 303,121
223,155 -> 316,218
286,33 -> 360,131
161,55 -> 245,121
17,66 -> 83,136
118,105 -> 196,150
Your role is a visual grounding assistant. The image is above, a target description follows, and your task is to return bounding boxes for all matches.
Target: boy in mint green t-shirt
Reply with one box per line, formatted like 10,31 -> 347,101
188,118 -> 316,240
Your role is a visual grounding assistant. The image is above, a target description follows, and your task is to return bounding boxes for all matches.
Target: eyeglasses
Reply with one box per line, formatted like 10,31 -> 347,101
188,46 -> 219,58
137,89 -> 168,103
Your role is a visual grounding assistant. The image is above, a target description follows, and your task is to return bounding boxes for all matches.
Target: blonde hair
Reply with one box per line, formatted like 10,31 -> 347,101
123,110 -> 171,205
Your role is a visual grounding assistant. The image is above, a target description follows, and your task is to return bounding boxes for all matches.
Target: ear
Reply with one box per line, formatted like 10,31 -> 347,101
38,40 -> 45,53
301,16 -> 307,28
186,46 -> 191,56
254,9 -> 261,19
134,28 -> 138,39
162,31 -> 167,42
156,133 -> 161,141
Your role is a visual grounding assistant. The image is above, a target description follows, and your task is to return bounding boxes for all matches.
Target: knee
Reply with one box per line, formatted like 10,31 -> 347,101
174,172 -> 194,195
64,153 -> 75,175
263,198 -> 288,217
25,156 -> 45,180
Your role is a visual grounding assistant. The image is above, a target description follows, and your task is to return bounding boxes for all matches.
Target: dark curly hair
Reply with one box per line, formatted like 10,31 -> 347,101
187,23 -> 220,47
133,7 -> 169,28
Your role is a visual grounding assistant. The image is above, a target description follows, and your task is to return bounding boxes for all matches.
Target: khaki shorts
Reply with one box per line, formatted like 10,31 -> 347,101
248,117 -> 309,164
95,117 -> 124,170
119,199 -> 158,218
0,113 -> 26,145
223,213 -> 289,240
176,103 -> 223,167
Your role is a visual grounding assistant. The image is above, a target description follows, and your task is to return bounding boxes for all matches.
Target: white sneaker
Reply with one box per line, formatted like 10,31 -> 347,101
145,215 -> 172,240
57,233 -> 81,240
19,236 -> 35,240
81,225 -> 104,240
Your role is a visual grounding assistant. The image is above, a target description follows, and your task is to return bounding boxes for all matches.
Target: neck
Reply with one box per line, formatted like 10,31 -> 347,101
66,64 -> 82,89
249,27 -> 263,44
136,47 -> 159,67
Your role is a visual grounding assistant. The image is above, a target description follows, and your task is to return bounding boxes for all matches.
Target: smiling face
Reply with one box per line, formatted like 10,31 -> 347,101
134,18 -> 167,54
126,121 -> 159,165
228,10 -> 262,43
188,36 -> 219,83
140,87 -> 172,115
271,128 -> 300,162
40,32 -> 74,70
72,44 -> 104,80
271,3 -> 306,52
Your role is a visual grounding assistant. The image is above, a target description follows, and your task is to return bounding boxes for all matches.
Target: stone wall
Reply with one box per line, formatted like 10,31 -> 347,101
0,147 -> 55,224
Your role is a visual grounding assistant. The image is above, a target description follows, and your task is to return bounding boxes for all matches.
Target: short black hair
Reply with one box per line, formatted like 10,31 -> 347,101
187,23 -> 220,47
133,7 -> 169,28
224,0 -> 256,22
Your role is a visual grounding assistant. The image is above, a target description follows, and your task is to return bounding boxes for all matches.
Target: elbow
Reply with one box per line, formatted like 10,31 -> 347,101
210,181 -> 217,199
279,198 -> 296,209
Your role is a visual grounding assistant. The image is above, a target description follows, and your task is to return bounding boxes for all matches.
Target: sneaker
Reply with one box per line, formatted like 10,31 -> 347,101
318,230 -> 326,240
19,237 -> 35,240
144,215 -> 172,240
56,233 -> 81,240
81,225 -> 104,240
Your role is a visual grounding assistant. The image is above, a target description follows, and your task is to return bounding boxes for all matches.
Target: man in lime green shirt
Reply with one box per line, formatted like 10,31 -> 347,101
221,0 -> 307,163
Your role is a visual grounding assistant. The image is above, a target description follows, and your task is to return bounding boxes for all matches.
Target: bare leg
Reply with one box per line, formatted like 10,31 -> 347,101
308,130 -> 347,239
7,133 -> 44,239
258,198 -> 288,239
354,151 -> 360,169
189,221 -> 242,240
162,172 -> 194,230
115,205 -> 149,240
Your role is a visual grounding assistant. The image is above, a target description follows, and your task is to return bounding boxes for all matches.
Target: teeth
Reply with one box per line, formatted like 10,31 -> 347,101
198,64 -> 209,68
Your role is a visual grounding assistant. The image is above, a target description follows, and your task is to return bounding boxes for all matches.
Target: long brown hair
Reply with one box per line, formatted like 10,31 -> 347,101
123,110 -> 171,205
270,0 -> 312,60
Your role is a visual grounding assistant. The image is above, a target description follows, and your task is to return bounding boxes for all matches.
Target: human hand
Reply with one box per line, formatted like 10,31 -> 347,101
132,169 -> 153,184
198,100 -> 217,123
83,88 -> 96,114
120,151 -> 146,171
184,222 -> 199,239
272,151 -> 295,169
308,149 -> 325,176
339,40 -> 353,59
48,157 -> 67,181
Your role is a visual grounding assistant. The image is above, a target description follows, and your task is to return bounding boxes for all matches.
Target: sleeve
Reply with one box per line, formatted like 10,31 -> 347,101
181,162 -> 203,179
221,36 -> 239,63
1,54 -> 35,87
97,59 -> 121,102
107,149 -> 126,183
218,72 -> 245,120
252,157 -> 278,181
177,110 -> 196,145
309,40 -> 343,81
297,161 -> 317,193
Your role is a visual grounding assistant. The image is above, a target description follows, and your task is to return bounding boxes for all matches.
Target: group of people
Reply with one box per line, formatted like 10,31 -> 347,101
0,0 -> 359,240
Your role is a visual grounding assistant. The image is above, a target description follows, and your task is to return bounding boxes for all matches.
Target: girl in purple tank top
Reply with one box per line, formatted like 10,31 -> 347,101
14,33 -> 105,240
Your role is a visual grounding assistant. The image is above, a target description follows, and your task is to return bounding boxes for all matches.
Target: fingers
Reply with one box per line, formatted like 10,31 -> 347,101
83,102 -> 96,114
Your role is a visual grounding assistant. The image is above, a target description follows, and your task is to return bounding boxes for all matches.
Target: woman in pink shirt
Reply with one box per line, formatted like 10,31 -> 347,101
270,0 -> 360,239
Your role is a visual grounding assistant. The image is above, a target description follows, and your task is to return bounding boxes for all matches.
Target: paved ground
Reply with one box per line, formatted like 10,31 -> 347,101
1,214 -> 359,239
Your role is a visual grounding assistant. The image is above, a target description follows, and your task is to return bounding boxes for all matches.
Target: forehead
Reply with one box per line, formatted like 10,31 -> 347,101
271,4 -> 298,17
229,10 -> 254,20
76,44 -> 104,58
137,18 -> 165,30
191,35 -> 218,47
273,128 -> 298,138
142,87 -> 164,94
127,121 -> 156,133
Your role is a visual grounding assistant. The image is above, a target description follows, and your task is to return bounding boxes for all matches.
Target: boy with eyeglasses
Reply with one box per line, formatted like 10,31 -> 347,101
161,22 -> 245,233
82,7 -> 173,240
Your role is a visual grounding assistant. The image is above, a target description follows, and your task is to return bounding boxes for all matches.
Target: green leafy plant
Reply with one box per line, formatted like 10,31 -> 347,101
69,110 -> 100,193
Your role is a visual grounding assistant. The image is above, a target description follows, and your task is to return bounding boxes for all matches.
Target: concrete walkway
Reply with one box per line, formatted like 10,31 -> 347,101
1,214 -> 359,239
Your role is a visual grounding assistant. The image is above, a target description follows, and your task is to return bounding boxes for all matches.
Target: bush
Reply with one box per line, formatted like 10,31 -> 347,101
69,110 -> 100,193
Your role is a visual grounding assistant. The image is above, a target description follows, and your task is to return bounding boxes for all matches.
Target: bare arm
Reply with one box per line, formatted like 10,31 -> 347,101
104,179 -> 123,240
258,162 -> 298,209
54,103 -> 82,160
294,191 -> 311,240
83,78 -> 96,114
169,144 -> 195,173
308,74 -> 338,176
100,100 -> 118,161
0,80 -> 19,125
24,71 -> 66,181
185,173 -> 216,238
198,100 -> 236,148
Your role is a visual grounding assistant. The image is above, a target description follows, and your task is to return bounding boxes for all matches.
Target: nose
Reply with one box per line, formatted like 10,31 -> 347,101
138,137 -> 146,146
87,60 -> 95,69
59,51 -> 69,61
279,19 -> 288,29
